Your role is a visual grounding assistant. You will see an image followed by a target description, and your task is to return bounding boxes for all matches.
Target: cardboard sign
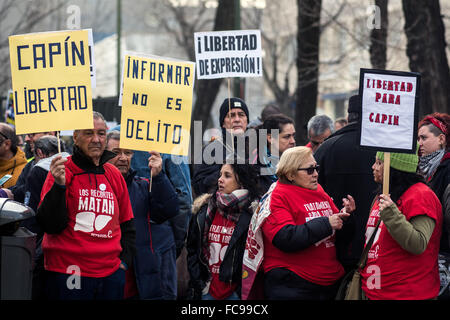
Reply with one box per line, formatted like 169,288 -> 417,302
358,68 -> 421,153
194,29 -> 262,79
119,52 -> 195,156
9,29 -> 93,134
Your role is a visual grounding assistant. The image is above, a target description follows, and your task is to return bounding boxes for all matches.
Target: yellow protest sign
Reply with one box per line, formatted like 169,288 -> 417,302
9,30 -> 93,134
120,53 -> 195,156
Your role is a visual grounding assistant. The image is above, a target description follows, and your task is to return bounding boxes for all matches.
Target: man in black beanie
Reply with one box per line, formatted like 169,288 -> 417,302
314,94 -> 378,273
219,97 -> 250,134
192,97 -> 250,197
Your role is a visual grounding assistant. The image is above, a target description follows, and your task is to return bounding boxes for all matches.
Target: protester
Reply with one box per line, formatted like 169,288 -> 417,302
314,95 -> 378,272
23,136 -> 69,231
105,130 -> 180,299
418,113 -> 450,213
0,123 -> 27,188
187,159 -> 261,300
360,151 -> 442,300
21,135 -> 69,300
192,97 -> 250,197
334,117 -> 348,131
11,131 -> 59,203
417,112 -> 450,299
36,112 -> 135,300
24,131 -> 58,161
110,124 -> 192,299
305,115 -> 335,152
254,113 -> 296,192
261,146 -> 355,300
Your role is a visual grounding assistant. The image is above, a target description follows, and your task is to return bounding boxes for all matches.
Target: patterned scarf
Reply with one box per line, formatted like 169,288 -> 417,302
202,189 -> 250,260
419,149 -> 445,180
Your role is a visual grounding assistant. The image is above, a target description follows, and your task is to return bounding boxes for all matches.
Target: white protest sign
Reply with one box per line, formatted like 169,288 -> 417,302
194,29 -> 262,79
359,68 -> 420,152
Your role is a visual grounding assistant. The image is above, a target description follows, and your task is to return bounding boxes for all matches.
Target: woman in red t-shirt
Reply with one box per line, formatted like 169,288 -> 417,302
186,160 -> 262,300
360,151 -> 442,300
261,146 -> 355,300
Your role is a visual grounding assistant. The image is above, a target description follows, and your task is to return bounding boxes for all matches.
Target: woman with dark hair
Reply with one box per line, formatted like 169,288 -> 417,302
186,160 -> 262,300
360,151 -> 442,300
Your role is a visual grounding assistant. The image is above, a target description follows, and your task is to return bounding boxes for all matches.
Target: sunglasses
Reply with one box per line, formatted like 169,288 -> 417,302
297,165 -> 320,175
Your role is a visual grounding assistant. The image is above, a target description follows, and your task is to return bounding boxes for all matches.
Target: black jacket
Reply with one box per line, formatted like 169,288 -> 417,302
314,122 -> 378,271
428,153 -> 450,252
186,193 -> 254,299
192,128 -> 269,197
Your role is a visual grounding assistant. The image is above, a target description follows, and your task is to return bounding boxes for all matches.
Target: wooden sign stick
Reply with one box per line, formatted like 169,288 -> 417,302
383,152 -> 390,195
57,131 -> 61,154
227,78 -> 234,154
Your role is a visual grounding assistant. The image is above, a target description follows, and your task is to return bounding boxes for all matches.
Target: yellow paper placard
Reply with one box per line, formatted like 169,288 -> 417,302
120,53 -> 195,156
9,30 -> 93,134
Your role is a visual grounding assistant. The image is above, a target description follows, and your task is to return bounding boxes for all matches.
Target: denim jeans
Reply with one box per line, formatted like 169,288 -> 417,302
45,267 -> 126,300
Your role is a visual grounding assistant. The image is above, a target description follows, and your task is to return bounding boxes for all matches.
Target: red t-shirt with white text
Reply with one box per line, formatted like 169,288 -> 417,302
262,183 -> 344,286
207,212 -> 238,299
40,157 -> 134,278
361,183 -> 442,300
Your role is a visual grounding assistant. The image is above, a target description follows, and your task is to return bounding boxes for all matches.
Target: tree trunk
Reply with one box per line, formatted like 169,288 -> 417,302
190,0 -> 237,135
296,0 -> 322,145
369,0 -> 388,70
402,0 -> 450,116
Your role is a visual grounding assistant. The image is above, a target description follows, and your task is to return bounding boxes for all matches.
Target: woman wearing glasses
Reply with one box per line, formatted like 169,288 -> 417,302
261,146 -> 355,300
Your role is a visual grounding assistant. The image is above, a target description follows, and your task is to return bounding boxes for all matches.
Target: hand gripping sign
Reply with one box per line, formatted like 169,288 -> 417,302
119,52 -> 195,156
9,29 -> 94,135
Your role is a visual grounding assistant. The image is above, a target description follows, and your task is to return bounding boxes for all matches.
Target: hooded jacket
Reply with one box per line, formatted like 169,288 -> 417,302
124,169 -> 180,299
186,193 -> 257,299
0,147 -> 27,188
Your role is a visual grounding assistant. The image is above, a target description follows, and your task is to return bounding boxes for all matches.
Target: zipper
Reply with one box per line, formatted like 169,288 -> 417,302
197,213 -> 209,270
229,247 -> 236,287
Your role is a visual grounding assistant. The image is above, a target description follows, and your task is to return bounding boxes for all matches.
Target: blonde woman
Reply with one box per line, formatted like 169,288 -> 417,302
261,146 -> 355,300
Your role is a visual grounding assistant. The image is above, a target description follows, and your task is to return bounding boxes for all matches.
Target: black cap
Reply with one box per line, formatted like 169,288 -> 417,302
219,97 -> 249,126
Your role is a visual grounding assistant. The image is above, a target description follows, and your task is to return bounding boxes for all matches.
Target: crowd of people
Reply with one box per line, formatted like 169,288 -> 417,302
0,95 -> 448,301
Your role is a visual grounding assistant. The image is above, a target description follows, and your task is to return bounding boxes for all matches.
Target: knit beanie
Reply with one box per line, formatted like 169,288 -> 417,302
376,149 -> 419,173
219,97 -> 249,126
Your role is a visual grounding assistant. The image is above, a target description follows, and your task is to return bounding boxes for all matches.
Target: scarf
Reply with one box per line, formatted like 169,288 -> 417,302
419,149 -> 445,180
241,181 -> 277,300
202,189 -> 250,262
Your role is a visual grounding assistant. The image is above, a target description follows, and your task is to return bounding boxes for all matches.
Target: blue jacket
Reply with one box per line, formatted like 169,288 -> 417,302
110,125 -> 193,256
131,151 -> 193,256
125,169 -> 180,299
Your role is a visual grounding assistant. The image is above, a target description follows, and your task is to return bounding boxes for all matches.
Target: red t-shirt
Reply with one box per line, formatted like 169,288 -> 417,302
262,182 -> 345,286
207,212 -> 238,299
40,157 -> 134,278
361,183 -> 442,300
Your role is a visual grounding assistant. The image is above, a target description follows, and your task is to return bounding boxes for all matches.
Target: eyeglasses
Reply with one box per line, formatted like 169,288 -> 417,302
297,165 -> 320,175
